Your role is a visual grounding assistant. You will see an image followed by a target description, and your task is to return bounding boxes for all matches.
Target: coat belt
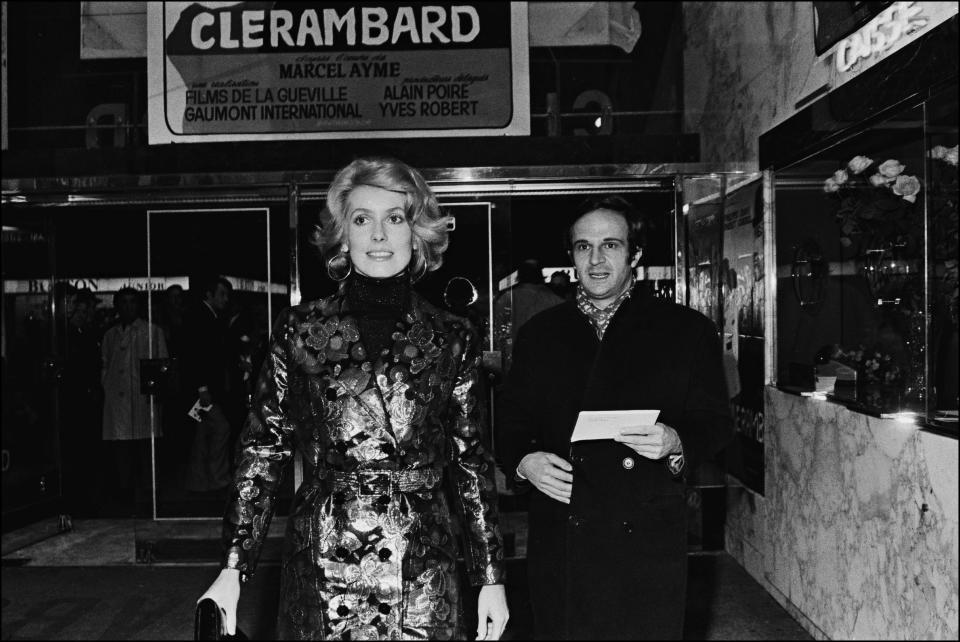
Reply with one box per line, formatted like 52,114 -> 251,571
320,467 -> 442,496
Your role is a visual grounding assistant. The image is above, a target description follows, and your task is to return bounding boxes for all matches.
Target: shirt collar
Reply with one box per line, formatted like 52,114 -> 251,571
576,275 -> 635,339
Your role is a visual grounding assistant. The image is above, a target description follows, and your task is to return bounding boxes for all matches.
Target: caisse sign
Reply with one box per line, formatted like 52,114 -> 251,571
148,2 -> 530,143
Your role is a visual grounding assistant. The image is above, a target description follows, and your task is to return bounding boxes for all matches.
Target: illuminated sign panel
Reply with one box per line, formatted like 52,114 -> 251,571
3,276 -> 285,295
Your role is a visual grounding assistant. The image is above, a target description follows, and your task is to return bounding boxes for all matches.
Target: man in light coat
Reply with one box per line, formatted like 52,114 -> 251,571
102,287 -> 167,503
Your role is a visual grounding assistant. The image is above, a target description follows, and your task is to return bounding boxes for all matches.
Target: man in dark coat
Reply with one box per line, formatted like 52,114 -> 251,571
183,275 -> 234,491
497,196 -> 733,640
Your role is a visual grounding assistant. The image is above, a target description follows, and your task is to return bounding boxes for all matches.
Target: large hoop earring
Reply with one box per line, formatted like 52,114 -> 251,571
327,249 -> 352,282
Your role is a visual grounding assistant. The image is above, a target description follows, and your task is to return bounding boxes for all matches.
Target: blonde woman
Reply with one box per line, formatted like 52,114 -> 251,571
198,157 -> 508,640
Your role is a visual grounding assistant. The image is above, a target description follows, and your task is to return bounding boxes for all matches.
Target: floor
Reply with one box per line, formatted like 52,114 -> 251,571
0,517 -> 813,640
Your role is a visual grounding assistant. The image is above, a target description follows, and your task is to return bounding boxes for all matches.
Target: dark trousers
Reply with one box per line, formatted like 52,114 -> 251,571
184,403 -> 232,492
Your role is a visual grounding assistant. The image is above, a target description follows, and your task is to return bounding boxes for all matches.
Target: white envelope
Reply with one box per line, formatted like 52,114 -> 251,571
570,409 -> 661,442
187,398 -> 213,423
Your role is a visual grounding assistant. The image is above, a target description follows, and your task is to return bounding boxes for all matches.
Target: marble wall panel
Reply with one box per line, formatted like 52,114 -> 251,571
682,2 -> 829,165
726,388 -> 959,639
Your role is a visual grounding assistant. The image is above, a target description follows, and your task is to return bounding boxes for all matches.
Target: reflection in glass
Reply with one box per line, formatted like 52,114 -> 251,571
1,216 -> 64,526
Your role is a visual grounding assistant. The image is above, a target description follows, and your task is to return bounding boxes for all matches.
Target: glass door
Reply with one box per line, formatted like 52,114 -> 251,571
678,173 -> 766,496
147,205 -> 292,518
1,211 -> 63,530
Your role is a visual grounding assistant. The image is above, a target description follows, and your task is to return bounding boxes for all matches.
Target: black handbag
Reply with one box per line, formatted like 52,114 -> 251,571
194,598 -> 247,641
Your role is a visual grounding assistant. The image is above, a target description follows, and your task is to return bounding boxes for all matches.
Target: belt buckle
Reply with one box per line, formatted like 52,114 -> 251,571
357,471 -> 392,497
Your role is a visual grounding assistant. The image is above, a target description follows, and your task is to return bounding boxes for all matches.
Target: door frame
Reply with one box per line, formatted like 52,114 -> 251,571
2,163 -> 754,523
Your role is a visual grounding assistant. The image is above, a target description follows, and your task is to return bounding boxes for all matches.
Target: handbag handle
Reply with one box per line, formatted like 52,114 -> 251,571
195,598 -> 247,641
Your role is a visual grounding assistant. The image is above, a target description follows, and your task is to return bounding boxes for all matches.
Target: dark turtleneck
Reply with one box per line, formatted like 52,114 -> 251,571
345,269 -> 411,359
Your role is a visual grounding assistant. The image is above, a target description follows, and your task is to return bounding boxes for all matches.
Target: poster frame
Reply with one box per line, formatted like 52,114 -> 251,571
147,2 -> 530,144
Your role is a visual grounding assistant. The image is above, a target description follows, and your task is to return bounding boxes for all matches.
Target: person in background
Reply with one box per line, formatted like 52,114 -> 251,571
548,270 -> 574,301
183,276 -> 234,492
493,258 -> 564,375
101,287 -> 168,510
197,157 -> 508,640
155,284 -> 191,481
60,288 -> 104,516
497,196 -> 733,639
158,284 -> 187,360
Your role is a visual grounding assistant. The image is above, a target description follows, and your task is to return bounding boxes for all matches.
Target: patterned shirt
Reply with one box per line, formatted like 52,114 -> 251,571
576,277 -> 636,340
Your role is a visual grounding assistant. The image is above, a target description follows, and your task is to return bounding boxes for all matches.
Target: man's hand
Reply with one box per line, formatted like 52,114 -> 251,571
198,388 -> 214,408
614,422 -> 681,460
518,452 -> 573,504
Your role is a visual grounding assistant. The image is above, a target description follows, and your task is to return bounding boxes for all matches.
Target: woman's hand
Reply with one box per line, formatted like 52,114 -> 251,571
197,568 -> 241,635
476,584 -> 509,640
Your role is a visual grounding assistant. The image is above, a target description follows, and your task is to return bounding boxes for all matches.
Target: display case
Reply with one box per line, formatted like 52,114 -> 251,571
771,82 -> 957,429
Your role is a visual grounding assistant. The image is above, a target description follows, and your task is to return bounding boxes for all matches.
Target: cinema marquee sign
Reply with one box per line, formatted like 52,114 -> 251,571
148,2 -> 529,143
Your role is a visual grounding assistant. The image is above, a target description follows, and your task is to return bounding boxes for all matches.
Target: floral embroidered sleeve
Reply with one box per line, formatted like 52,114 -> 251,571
446,323 -> 505,586
221,308 -> 298,581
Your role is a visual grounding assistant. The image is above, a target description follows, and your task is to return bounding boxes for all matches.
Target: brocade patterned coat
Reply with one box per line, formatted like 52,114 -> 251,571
221,289 -> 504,640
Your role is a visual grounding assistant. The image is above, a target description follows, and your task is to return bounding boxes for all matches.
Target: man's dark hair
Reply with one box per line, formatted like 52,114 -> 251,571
564,195 -> 648,258
74,287 -> 98,308
113,286 -> 140,308
197,275 -> 233,299
517,259 -> 544,285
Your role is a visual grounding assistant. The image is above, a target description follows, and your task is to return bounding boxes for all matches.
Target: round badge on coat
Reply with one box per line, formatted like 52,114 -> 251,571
622,457 -> 635,470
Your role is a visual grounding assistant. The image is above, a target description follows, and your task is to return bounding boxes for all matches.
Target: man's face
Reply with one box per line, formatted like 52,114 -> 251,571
118,294 -> 139,324
209,283 -> 230,313
69,301 -> 91,329
570,209 -> 637,308
166,287 -> 184,311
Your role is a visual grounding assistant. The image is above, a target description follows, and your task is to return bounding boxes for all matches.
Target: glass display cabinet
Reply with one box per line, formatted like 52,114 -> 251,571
772,82 -> 957,429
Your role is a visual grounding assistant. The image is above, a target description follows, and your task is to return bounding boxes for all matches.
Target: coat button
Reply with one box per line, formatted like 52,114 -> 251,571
622,457 -> 635,470
568,515 -> 580,527
623,521 -> 634,534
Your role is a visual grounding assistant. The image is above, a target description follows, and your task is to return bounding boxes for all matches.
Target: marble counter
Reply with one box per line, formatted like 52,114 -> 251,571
726,387 -> 958,639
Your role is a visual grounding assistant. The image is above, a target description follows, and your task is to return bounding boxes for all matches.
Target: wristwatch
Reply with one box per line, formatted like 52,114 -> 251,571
666,443 -> 685,477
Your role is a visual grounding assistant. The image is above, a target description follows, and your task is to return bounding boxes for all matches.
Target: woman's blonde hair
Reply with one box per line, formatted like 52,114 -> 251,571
313,157 -> 449,280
